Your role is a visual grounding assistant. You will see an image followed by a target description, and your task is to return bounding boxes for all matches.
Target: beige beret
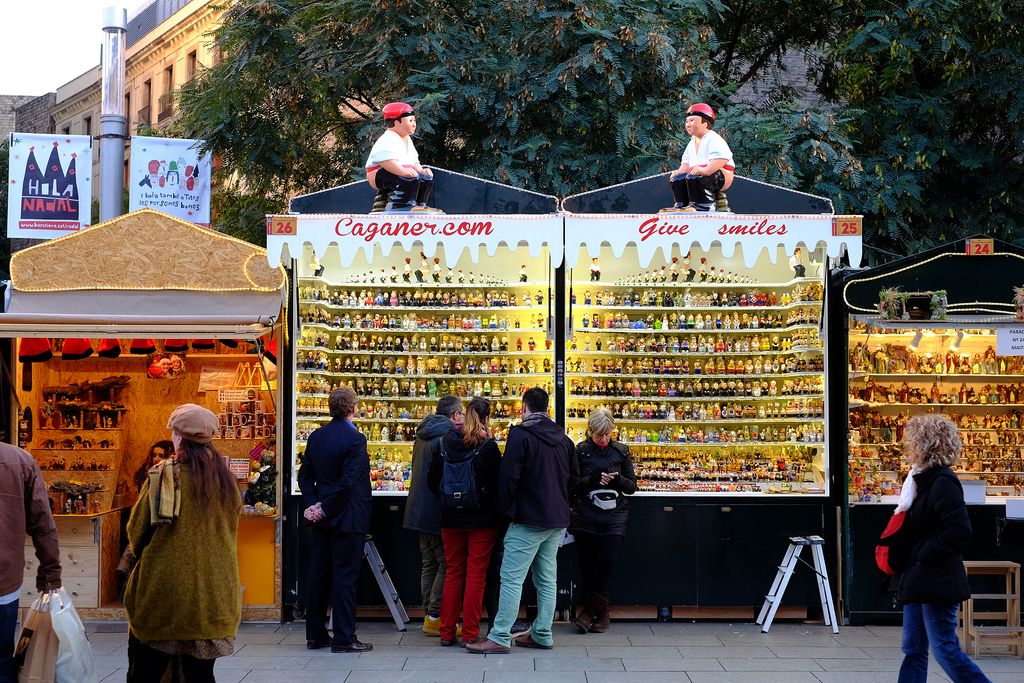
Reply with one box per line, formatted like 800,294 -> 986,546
167,403 -> 218,444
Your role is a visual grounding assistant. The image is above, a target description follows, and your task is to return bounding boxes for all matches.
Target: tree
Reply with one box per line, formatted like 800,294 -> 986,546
822,0 -> 1024,255
178,0 -> 724,203
0,142 -> 11,275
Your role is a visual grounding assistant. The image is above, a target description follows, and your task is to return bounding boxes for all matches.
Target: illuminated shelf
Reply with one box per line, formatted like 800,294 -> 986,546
296,346 -> 551,356
297,370 -> 551,379
571,301 -> 821,312
301,323 -> 546,334
300,276 -> 550,288
300,300 -> 542,312
565,417 -> 823,425
572,323 -> 819,334
569,393 -> 824,402
569,277 -> 820,289
565,371 -> 822,380
567,348 -> 823,357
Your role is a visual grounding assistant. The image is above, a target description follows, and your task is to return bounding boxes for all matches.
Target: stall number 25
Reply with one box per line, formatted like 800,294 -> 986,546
267,216 -> 297,235
965,238 -> 994,256
831,217 -> 862,236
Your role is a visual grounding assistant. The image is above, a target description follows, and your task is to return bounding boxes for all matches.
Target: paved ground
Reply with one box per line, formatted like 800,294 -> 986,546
84,619 -> 1024,682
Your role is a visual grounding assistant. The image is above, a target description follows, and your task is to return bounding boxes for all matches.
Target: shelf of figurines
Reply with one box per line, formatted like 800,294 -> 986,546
299,320 -> 548,335
850,317 -> 1022,330
569,277 -> 821,290
298,333 -> 553,354
299,275 -> 550,289
630,447 -> 825,495
573,322 -> 820,334
566,331 -> 821,354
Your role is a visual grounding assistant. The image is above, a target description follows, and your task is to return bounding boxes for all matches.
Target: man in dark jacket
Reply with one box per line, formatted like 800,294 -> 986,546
467,388 -> 579,654
403,394 -> 463,635
1,442 -> 62,680
298,387 -> 373,653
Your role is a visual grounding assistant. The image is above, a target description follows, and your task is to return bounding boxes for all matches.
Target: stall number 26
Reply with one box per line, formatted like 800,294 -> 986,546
267,216 -> 297,235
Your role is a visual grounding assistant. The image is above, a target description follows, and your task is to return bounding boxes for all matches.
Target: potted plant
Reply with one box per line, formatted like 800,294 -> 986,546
930,290 -> 948,320
1015,286 -> 1024,321
878,287 -> 904,320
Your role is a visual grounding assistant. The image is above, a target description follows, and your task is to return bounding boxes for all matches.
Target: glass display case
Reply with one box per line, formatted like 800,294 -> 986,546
292,243 -> 556,495
847,321 -> 1024,502
564,244 -> 828,495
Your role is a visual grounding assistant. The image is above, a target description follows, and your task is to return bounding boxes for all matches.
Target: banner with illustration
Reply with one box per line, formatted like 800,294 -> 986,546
6,133 -> 93,239
129,136 -> 211,225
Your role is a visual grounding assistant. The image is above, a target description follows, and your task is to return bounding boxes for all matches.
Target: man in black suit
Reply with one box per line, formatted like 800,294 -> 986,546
298,386 -> 373,653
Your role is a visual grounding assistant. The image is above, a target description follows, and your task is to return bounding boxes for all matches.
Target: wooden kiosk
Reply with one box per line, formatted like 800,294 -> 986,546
0,209 -> 287,620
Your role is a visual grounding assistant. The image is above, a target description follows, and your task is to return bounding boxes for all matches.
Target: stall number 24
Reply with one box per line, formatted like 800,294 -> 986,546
966,238 -> 994,256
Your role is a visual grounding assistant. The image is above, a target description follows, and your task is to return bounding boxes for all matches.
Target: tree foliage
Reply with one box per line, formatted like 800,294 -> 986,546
177,0 -> 1023,259
823,0 -> 1024,254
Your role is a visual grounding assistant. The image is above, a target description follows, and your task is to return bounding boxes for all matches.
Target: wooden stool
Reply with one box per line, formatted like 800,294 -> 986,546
959,560 -> 1023,657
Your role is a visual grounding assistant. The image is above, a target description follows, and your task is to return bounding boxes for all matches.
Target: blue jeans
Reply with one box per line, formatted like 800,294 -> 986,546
899,603 -> 991,683
487,524 -> 563,647
0,600 -> 18,683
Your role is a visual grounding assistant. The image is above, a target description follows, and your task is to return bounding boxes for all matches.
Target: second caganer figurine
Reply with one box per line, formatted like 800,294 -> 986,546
365,102 -> 437,212
664,103 -> 735,213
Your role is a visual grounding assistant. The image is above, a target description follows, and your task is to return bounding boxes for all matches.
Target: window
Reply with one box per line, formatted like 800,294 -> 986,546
83,117 -> 92,137
62,126 -> 70,136
163,65 -> 174,93
139,80 -> 152,125
124,93 -> 131,126
187,50 -> 197,82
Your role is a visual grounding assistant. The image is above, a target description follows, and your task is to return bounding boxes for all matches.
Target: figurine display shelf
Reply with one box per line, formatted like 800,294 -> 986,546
295,264 -> 556,496
846,323 -> 1024,502
567,259 -> 825,495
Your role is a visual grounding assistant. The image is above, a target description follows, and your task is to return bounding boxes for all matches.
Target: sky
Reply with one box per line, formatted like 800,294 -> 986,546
0,1 -> 146,96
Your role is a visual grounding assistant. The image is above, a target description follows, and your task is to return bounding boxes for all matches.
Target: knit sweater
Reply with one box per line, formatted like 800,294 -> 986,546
124,463 -> 241,641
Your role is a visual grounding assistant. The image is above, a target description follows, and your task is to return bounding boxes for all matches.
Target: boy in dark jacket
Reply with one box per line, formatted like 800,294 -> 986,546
467,388 -> 579,654
404,395 -> 463,635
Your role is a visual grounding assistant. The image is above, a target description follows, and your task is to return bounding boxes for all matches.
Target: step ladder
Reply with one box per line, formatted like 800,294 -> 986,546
756,535 -> 839,634
365,535 -> 409,631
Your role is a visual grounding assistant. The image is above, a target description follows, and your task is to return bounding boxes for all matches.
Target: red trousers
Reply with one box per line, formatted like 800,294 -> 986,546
440,527 -> 498,641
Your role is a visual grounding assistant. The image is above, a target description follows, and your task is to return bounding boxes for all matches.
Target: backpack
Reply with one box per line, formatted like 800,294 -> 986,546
875,510 -> 912,575
439,439 -> 482,511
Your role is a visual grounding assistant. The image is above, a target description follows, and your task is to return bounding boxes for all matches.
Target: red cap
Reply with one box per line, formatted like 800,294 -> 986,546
686,102 -> 715,121
382,102 -> 414,120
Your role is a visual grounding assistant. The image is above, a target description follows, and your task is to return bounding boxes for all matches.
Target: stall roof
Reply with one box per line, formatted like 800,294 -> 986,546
839,235 -> 1024,321
269,168 -> 563,268
562,174 -> 859,269
0,209 -> 286,338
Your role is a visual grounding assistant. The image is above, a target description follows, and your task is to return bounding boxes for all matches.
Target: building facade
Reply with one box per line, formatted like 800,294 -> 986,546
49,0 -> 223,206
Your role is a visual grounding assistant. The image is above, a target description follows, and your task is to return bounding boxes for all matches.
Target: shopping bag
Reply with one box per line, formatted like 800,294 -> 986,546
50,589 -> 96,683
875,510 -> 912,575
16,593 -> 57,683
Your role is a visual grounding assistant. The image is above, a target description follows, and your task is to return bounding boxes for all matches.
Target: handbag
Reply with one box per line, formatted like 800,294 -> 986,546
587,489 -> 619,511
15,593 -> 58,683
50,588 -> 97,683
875,510 -> 912,575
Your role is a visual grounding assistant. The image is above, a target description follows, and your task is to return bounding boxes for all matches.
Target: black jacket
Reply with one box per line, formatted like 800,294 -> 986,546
427,429 -> 502,529
498,413 -> 579,529
403,414 -> 452,534
897,466 -> 972,605
570,438 -> 637,536
298,418 -> 372,534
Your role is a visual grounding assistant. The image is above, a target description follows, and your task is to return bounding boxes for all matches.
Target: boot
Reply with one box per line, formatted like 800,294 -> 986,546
589,592 -> 610,633
572,594 -> 594,634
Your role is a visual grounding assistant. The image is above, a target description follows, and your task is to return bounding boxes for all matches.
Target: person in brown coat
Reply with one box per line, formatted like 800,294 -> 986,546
0,442 -> 62,681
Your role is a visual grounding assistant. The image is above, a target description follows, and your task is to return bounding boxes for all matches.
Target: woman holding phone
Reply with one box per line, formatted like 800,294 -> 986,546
570,407 -> 637,633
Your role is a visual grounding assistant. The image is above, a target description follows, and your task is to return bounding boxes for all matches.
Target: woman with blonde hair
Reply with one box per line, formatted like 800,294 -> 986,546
570,407 -> 636,633
427,396 -> 502,646
895,414 -> 989,683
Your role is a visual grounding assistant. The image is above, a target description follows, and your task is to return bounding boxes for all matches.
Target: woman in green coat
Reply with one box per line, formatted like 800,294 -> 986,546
125,403 -> 241,682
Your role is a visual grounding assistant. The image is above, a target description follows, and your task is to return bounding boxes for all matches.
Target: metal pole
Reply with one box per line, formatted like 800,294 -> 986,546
99,7 -> 127,222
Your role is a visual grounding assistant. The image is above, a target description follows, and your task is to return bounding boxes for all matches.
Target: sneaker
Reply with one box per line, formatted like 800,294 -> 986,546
679,205 -> 698,212
422,615 -> 440,636
510,620 -> 532,638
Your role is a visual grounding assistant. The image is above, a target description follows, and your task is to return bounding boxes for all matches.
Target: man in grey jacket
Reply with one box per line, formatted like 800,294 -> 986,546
1,442 -> 62,681
403,395 -> 463,635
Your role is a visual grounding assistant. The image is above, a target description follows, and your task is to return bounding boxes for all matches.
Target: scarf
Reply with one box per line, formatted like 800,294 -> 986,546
521,411 -> 547,426
148,459 -> 181,524
895,464 -> 925,513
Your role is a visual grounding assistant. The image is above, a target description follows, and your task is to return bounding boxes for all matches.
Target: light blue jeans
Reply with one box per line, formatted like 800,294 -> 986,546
899,603 -> 991,683
487,523 -> 563,647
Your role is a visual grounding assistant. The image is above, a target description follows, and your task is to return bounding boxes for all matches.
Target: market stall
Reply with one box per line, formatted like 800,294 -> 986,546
561,173 -> 862,615
0,209 -> 287,620
832,236 -> 1024,624
266,168 -> 563,616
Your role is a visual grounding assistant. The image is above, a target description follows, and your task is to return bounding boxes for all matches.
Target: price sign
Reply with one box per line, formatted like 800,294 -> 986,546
965,238 -> 994,256
267,215 -> 297,235
832,216 -> 863,236
997,327 -> 1024,356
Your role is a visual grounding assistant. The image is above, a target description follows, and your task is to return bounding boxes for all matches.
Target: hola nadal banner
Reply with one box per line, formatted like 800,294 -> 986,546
129,135 -> 211,225
6,133 -> 93,240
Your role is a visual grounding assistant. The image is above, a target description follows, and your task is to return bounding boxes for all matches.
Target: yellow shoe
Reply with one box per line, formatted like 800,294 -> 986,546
423,615 -> 440,636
